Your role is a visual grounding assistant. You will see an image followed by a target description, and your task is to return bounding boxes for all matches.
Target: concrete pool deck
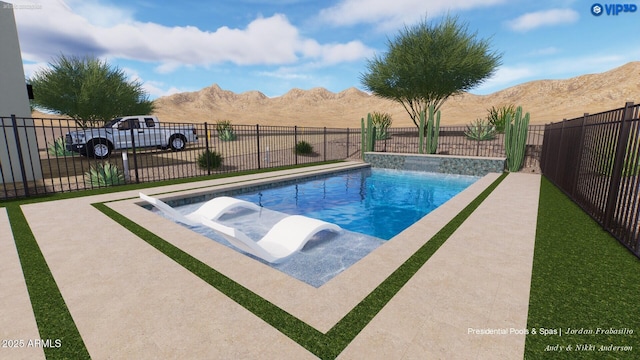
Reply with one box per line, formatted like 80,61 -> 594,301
1,162 -> 541,359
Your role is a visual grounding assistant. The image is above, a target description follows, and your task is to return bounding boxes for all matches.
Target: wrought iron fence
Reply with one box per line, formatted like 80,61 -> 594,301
1,115 -> 544,200
541,102 -> 640,258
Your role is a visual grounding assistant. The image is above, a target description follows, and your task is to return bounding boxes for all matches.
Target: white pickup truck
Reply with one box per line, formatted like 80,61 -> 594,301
65,115 -> 198,159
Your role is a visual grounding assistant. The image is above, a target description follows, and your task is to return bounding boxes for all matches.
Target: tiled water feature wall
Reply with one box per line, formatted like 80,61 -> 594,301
364,152 -> 505,176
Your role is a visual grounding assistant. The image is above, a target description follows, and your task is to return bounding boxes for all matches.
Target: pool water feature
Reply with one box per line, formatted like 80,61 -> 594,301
152,168 -> 479,287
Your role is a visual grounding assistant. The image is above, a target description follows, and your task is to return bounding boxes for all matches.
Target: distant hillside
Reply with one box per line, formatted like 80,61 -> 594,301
153,61 -> 638,127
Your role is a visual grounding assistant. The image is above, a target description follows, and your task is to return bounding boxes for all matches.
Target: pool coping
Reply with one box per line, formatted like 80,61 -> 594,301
105,162 -> 502,332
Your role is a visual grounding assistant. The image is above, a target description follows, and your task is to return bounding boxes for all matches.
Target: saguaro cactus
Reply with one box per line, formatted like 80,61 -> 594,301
504,106 -> 530,172
361,113 -> 376,159
419,105 -> 440,154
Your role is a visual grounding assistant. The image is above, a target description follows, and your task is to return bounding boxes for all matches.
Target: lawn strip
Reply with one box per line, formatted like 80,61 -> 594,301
95,172 -> 507,359
525,177 -> 640,358
6,205 -> 90,359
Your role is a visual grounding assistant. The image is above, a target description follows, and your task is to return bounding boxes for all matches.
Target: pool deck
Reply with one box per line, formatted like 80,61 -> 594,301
1,162 -> 541,359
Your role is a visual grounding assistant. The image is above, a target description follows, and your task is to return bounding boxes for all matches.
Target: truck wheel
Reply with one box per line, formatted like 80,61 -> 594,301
169,135 -> 186,151
87,139 -> 112,159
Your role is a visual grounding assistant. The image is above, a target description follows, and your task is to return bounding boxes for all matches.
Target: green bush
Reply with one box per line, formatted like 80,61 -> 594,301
84,162 -> 125,187
47,136 -> 74,157
487,104 -> 515,134
464,118 -> 496,141
216,120 -> 236,141
197,150 -> 223,170
370,111 -> 392,140
295,140 -> 314,155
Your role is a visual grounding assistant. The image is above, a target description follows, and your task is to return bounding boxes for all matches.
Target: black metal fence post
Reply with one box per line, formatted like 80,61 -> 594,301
256,124 -> 261,170
130,127 -> 140,183
604,102 -> 635,228
294,125 -> 298,165
10,114 -> 30,196
324,127 -> 327,162
346,128 -> 349,158
204,122 -> 211,175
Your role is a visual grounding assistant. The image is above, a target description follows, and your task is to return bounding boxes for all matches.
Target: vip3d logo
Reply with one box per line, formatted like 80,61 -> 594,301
591,3 -> 638,16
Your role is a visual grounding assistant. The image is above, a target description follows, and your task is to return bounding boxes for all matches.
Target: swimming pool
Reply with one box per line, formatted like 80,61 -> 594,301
154,168 -> 479,287
233,168 -> 479,240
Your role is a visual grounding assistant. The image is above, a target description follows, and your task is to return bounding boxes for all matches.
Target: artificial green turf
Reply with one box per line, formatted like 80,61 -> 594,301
94,172 -> 507,358
524,177 -> 640,359
6,205 -> 90,360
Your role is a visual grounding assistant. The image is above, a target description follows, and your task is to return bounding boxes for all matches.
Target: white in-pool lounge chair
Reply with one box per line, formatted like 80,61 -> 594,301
139,192 -> 261,226
200,215 -> 342,263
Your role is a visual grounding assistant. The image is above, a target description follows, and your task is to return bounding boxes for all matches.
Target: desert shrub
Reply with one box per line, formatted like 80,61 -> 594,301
216,120 -> 236,141
47,136 -> 74,157
197,150 -> 223,170
370,111 -> 392,140
487,104 -> 515,134
295,140 -> 314,155
84,162 -> 125,187
464,118 -> 496,141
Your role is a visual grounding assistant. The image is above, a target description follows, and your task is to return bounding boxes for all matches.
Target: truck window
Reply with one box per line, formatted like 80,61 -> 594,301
117,120 -> 130,130
117,119 -> 141,130
144,118 -> 156,128
131,119 -> 141,129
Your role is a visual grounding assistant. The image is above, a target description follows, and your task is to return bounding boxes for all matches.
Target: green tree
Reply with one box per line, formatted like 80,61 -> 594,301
29,54 -> 154,128
361,15 -> 501,129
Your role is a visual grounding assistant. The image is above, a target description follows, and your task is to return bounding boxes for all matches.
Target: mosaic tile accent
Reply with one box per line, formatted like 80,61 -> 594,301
364,152 -> 505,176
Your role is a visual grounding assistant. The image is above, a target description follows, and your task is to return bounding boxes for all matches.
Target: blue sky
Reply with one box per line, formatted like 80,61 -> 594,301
8,0 -> 640,99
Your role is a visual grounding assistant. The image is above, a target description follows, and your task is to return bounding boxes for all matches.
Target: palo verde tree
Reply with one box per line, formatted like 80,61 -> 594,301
29,54 -> 154,128
361,15 -> 502,129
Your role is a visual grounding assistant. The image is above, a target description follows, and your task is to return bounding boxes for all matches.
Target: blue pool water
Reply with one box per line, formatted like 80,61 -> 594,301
234,168 -> 479,240
161,167 -> 479,287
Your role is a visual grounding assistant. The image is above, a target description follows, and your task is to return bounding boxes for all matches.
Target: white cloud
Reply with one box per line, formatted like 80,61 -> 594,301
506,9 -> 579,32
257,69 -> 312,81
143,82 -> 188,98
63,0 -> 136,27
318,0 -> 506,29
12,0 -> 374,72
22,61 -> 49,79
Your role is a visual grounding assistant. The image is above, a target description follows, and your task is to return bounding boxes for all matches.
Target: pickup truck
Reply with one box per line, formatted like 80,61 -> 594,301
65,115 -> 198,159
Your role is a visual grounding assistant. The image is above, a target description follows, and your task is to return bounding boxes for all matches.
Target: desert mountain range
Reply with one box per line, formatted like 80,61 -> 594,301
34,62 -> 640,127
152,62 -> 640,127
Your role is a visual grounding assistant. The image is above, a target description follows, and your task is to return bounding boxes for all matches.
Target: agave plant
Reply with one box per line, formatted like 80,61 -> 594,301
47,136 -> 74,157
487,104 -> 515,134
464,118 -> 496,141
84,162 -> 125,187
216,120 -> 237,141
370,111 -> 392,140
